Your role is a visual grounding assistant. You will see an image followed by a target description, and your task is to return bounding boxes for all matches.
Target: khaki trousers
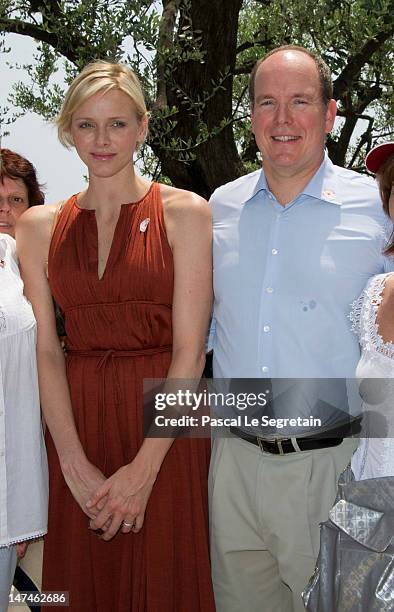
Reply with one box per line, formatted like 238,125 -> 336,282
209,435 -> 357,612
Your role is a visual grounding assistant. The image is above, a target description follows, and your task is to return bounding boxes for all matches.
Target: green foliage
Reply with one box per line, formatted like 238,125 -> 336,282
234,0 -> 394,168
1,0 -> 393,184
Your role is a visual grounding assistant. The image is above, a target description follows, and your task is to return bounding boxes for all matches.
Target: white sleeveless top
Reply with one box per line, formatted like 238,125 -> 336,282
350,272 -> 394,480
0,235 -> 48,546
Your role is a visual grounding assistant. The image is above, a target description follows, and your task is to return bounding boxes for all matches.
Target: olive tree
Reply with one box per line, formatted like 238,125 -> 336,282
1,0 -> 393,197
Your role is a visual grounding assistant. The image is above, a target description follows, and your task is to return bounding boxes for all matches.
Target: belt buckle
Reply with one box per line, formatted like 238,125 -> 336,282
257,437 -> 286,455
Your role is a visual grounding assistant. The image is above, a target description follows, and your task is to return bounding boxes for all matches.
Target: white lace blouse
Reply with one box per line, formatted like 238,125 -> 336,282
350,272 -> 394,480
0,235 -> 48,547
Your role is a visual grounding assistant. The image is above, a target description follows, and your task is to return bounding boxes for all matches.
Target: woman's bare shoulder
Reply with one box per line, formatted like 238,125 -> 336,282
159,184 -> 209,216
17,203 -> 59,230
16,203 -> 64,262
376,274 -> 394,343
381,274 -> 394,304
158,184 -> 211,250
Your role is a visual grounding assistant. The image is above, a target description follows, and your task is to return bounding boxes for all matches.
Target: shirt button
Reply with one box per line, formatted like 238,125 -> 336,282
263,325 -> 270,332
266,287 -> 274,294
271,248 -> 278,255
261,366 -> 269,373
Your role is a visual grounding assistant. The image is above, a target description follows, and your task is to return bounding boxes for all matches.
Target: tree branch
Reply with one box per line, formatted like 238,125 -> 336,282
236,34 -> 273,55
236,39 -> 258,54
29,0 -> 62,20
336,110 -> 375,122
348,116 -> 374,168
236,21 -> 274,56
0,17 -> 59,46
153,0 -> 181,110
355,85 -> 383,114
251,0 -> 276,6
0,17 -> 79,63
231,84 -> 248,118
333,17 -> 394,100
234,59 -> 256,75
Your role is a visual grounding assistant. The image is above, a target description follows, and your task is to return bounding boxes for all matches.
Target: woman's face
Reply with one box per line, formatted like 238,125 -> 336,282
70,89 -> 147,180
0,176 -> 29,238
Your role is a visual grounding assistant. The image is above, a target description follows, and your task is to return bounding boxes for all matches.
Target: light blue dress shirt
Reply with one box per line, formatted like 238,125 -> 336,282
209,154 -> 392,433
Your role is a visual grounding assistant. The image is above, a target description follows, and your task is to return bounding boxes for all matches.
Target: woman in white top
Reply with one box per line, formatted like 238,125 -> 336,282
0,149 -> 48,612
351,141 -> 394,480
303,142 -> 394,611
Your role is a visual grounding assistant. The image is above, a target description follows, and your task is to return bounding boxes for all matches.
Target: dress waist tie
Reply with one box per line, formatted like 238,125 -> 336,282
67,346 -> 172,472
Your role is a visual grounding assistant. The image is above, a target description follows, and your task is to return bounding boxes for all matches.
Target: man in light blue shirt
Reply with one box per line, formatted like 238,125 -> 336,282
209,45 -> 391,612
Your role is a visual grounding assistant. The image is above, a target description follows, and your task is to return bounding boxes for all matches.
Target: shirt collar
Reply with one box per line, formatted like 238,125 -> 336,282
242,169 -> 269,204
244,151 -> 342,206
301,152 -> 342,205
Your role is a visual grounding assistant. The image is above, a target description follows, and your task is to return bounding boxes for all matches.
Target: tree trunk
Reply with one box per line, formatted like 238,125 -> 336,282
154,0 -> 245,198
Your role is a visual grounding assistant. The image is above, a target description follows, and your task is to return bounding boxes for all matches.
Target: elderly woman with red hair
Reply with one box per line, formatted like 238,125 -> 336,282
0,149 -> 48,612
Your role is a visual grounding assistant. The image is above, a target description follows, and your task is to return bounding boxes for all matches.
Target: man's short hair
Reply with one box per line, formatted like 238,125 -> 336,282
249,45 -> 333,108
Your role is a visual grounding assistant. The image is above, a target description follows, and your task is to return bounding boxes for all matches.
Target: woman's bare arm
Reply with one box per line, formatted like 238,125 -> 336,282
16,205 -> 106,517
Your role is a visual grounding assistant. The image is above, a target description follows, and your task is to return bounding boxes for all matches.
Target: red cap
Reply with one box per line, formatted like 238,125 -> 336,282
365,142 -> 394,174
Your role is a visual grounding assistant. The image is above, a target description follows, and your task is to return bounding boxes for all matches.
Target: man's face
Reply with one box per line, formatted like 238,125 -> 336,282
251,51 -> 337,178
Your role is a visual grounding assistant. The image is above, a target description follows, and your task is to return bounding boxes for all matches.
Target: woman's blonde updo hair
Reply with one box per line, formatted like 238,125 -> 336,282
57,60 -> 148,148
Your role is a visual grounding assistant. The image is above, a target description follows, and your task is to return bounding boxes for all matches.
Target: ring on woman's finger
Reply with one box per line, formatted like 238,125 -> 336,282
123,520 -> 135,528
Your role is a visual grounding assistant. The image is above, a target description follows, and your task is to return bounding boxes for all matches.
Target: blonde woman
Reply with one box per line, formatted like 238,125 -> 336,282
17,62 -> 215,611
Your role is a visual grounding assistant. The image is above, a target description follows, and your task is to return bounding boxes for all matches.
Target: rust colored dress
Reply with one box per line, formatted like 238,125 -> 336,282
43,184 -> 215,611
